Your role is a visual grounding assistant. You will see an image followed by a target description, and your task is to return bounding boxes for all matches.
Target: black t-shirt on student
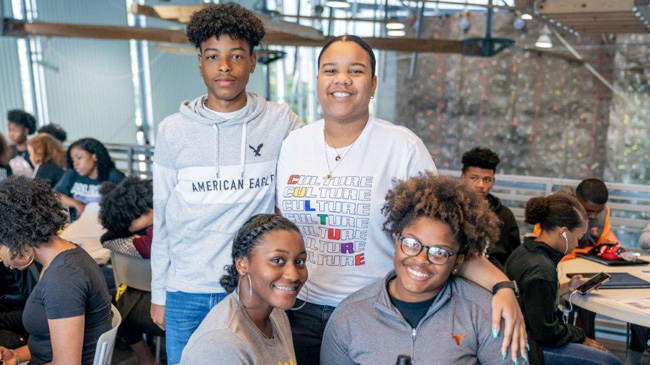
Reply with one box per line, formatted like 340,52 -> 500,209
388,284 -> 436,328
34,162 -> 65,188
22,246 -> 112,365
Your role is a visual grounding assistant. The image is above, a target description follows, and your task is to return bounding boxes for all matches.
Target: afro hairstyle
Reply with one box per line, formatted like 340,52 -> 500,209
99,176 -> 153,235
186,3 -> 265,54
7,109 -> 37,134
382,173 -> 499,256
461,147 -> 501,173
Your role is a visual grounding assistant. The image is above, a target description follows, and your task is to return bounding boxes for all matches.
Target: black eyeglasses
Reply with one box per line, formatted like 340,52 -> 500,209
399,236 -> 456,265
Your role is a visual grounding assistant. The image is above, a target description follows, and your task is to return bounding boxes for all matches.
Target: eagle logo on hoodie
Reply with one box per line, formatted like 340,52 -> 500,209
250,143 -> 264,157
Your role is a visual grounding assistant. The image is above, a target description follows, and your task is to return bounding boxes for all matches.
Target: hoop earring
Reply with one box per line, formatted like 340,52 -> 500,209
289,285 -> 308,311
13,248 -> 35,271
247,274 -> 253,300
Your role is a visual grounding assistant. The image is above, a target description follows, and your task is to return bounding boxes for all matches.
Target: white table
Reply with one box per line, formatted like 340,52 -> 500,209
60,202 -> 111,265
558,256 -> 650,327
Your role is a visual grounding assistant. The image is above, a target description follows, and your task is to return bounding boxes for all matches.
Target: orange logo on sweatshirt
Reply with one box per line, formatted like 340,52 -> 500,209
445,332 -> 469,347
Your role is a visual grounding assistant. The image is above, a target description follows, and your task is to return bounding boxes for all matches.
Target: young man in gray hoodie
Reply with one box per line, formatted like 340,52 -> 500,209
151,4 -> 302,363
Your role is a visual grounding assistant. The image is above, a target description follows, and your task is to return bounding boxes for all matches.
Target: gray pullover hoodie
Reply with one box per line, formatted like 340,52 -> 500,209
151,93 -> 302,304
321,271 -> 504,365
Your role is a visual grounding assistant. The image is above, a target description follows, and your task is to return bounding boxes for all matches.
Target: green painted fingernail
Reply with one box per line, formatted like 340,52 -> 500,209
492,328 -> 499,338
526,343 -> 530,351
524,353 -> 529,363
502,352 -> 507,361
514,359 -> 519,365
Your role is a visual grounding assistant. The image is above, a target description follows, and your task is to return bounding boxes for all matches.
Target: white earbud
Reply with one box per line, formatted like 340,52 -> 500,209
561,232 -> 569,254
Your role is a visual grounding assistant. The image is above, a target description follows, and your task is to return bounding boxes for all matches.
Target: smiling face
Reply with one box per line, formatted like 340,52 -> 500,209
238,229 -> 308,311
70,147 -> 97,178
317,41 -> 377,124
460,166 -> 495,198
391,217 -> 465,303
198,34 -> 256,112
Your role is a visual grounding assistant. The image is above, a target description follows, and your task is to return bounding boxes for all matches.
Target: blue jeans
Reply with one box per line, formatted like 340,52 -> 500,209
287,300 -> 336,365
543,342 -> 622,365
165,291 -> 228,364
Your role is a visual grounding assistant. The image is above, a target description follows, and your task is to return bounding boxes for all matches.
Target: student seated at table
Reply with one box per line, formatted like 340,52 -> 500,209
0,176 -> 112,365
27,133 -> 66,188
532,179 -> 618,339
321,174 -> 517,365
55,138 -> 125,220
506,193 -> 622,365
460,147 -> 520,271
181,214 -> 306,365
99,177 -> 160,365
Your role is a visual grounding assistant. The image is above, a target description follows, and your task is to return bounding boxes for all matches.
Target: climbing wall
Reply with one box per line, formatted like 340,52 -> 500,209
394,12 -> 635,181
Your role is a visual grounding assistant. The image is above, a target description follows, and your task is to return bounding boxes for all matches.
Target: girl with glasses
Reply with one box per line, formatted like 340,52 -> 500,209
321,173 -> 511,364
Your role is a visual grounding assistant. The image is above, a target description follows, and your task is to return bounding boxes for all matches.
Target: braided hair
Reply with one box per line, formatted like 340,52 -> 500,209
220,214 -> 301,293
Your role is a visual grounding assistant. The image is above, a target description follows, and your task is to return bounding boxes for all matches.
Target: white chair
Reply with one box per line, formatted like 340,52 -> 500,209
111,251 -> 152,292
93,304 -> 122,365
110,251 -> 162,362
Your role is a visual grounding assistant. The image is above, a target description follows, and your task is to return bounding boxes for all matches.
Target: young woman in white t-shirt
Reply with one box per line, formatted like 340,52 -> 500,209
277,35 -> 528,365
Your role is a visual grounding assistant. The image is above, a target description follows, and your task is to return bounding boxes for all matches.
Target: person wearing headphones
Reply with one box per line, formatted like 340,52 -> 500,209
505,193 -> 621,365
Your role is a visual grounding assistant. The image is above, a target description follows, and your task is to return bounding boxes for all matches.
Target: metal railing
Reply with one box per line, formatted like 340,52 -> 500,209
104,143 -> 650,246
440,169 -> 650,246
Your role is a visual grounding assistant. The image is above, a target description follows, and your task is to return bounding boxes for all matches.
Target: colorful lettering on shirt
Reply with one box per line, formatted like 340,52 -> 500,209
282,174 -> 372,267
70,182 -> 101,204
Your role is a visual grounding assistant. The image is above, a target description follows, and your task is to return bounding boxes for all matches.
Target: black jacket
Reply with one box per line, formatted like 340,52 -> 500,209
505,237 -> 586,365
485,194 -> 521,271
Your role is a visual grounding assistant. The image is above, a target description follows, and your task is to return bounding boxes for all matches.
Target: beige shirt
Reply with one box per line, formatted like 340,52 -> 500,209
181,292 -> 296,365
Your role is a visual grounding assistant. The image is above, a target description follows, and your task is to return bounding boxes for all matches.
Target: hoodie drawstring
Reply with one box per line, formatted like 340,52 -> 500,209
240,123 -> 247,178
212,124 -> 220,178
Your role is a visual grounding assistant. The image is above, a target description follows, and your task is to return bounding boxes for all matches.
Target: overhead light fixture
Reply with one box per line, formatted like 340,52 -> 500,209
535,25 -> 553,48
386,18 -> 405,30
521,13 -> 533,20
324,0 -> 350,9
387,30 -> 406,37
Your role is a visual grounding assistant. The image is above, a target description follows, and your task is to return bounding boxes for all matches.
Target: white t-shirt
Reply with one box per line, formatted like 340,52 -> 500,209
277,116 -> 437,307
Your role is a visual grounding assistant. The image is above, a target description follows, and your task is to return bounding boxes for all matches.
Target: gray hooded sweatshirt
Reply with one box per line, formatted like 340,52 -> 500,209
152,93 -> 302,304
321,271 -> 504,365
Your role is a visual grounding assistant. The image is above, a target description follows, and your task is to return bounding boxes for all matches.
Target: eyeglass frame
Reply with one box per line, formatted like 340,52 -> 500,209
398,235 -> 458,265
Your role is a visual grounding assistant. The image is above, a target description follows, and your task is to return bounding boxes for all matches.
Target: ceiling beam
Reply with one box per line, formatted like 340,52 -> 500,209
129,4 -> 324,41
1,19 -> 469,54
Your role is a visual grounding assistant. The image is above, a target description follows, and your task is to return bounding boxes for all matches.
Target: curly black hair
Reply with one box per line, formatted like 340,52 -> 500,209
461,147 -> 501,173
38,124 -> 67,142
99,177 -> 152,235
382,173 -> 499,256
7,109 -> 37,134
186,3 -> 265,54
220,214 -> 301,293
576,178 -> 609,205
0,176 -> 67,258
67,138 -> 116,181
